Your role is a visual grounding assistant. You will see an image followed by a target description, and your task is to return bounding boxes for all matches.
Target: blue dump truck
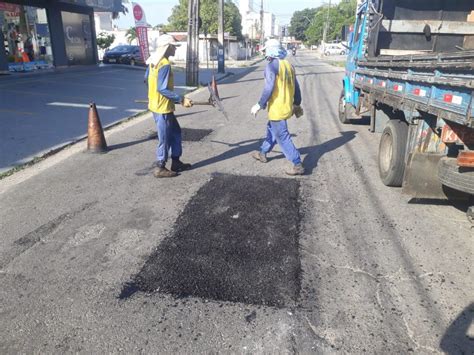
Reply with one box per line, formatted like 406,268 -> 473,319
340,0 -> 474,207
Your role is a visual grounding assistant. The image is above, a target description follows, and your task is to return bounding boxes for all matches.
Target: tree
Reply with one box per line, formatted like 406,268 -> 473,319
125,27 -> 137,44
304,0 -> 357,45
165,0 -> 242,38
153,23 -> 165,31
289,8 -> 318,42
96,32 -> 115,50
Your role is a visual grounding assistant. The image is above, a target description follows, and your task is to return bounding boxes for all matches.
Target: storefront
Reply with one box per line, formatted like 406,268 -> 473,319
0,0 -> 122,72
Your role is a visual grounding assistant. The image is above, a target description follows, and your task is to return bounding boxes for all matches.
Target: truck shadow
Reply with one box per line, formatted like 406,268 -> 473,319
440,302 -> 474,354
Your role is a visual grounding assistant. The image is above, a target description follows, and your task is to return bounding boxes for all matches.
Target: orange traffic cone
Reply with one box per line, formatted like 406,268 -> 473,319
21,52 -> 30,63
211,75 -> 220,100
87,103 -> 108,153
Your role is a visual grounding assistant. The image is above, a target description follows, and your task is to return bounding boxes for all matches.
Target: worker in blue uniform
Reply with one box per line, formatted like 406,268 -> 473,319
251,39 -> 305,175
145,34 -> 193,178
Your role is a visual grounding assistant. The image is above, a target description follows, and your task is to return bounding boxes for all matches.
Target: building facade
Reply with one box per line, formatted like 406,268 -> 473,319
0,0 -> 122,72
239,0 -> 277,40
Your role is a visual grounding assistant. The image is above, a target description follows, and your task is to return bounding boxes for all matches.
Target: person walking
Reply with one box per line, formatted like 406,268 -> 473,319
250,39 -> 305,175
145,34 -> 193,178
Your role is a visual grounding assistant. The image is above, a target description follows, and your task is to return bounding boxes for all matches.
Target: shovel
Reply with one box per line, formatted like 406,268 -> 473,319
135,83 -> 229,120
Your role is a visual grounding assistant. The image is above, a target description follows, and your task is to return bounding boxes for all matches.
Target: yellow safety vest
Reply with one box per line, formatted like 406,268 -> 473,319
148,57 -> 175,114
268,59 -> 295,121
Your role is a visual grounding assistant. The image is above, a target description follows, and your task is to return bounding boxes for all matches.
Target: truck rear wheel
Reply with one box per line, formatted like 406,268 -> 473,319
338,90 -> 352,124
438,157 -> 474,195
378,120 -> 408,187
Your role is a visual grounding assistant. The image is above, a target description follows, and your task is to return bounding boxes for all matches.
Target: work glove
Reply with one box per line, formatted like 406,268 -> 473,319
251,103 -> 261,117
293,105 -> 304,118
182,97 -> 193,108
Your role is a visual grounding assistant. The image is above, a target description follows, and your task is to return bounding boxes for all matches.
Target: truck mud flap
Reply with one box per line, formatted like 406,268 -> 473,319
402,152 -> 470,200
402,152 -> 446,199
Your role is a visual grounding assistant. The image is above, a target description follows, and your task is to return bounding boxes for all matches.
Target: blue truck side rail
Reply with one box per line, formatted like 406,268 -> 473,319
353,67 -> 474,127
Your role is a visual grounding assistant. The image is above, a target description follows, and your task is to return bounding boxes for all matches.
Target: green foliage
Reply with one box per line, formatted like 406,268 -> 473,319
96,32 -> 116,50
289,8 -> 318,41
125,27 -> 137,44
302,0 -> 357,45
165,0 -> 242,38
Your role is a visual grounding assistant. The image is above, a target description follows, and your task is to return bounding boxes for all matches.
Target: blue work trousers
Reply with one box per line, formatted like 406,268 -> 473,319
153,112 -> 182,166
260,120 -> 301,165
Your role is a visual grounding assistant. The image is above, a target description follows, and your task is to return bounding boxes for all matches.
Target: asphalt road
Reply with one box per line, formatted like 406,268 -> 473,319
0,52 -> 472,353
0,65 -> 242,173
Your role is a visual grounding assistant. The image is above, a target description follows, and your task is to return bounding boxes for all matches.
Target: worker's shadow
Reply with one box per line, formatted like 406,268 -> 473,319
303,131 -> 357,173
269,131 -> 357,174
440,302 -> 474,354
192,131 -> 357,174
192,138 -> 261,169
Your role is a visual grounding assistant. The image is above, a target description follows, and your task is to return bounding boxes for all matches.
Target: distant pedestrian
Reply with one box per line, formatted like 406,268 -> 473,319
145,34 -> 193,178
250,39 -> 305,175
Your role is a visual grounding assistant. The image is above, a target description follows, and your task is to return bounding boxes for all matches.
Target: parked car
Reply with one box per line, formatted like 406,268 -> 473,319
102,45 -> 143,65
324,44 -> 346,56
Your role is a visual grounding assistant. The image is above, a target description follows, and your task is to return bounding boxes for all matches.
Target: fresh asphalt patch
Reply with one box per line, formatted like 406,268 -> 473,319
145,128 -> 213,142
121,173 -> 302,308
181,128 -> 213,142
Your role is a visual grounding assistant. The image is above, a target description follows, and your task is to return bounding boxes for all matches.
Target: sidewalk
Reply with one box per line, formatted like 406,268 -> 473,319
0,62 -> 256,175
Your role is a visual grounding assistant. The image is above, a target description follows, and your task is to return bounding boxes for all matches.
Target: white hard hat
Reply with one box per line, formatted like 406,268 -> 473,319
261,38 -> 281,51
146,34 -> 181,65
156,34 -> 181,48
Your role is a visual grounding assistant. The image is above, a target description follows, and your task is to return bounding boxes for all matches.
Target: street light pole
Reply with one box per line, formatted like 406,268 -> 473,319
186,0 -> 200,86
260,0 -> 264,47
323,0 -> 331,43
217,0 -> 225,73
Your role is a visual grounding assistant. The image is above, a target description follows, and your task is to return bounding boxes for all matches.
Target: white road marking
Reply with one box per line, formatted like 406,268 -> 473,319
126,109 -> 144,113
47,102 -> 116,110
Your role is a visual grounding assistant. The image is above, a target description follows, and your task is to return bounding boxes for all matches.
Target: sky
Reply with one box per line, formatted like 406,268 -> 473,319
115,0 -> 327,29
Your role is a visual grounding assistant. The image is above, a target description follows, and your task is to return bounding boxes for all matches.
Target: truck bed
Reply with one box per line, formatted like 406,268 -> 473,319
353,64 -> 474,128
358,50 -> 474,70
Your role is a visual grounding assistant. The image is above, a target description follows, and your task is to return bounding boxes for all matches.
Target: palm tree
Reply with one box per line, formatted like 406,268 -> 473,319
125,27 -> 137,44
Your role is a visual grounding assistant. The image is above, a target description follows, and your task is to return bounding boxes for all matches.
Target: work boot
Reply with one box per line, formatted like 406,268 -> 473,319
285,163 -> 305,176
251,151 -> 268,163
153,166 -> 178,178
171,159 -> 192,172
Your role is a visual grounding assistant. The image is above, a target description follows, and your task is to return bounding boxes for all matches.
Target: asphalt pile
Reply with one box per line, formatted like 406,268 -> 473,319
121,173 -> 302,307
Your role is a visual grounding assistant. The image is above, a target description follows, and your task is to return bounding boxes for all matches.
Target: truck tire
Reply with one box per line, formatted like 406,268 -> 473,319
338,90 -> 352,124
378,120 -> 408,187
438,157 -> 474,195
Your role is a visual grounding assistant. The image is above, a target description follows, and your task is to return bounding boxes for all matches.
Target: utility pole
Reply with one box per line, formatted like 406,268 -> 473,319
260,0 -> 264,47
186,0 -> 200,86
322,0 -> 331,43
217,0 -> 225,73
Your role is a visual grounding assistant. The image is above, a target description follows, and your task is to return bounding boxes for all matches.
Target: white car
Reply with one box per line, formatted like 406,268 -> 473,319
324,44 -> 346,56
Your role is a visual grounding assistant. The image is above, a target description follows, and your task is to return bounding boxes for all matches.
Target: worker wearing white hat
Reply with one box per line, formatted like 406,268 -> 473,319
145,34 -> 193,178
250,38 -> 304,175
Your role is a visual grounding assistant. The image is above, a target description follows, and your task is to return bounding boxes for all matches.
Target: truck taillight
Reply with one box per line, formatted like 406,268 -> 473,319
457,151 -> 474,168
